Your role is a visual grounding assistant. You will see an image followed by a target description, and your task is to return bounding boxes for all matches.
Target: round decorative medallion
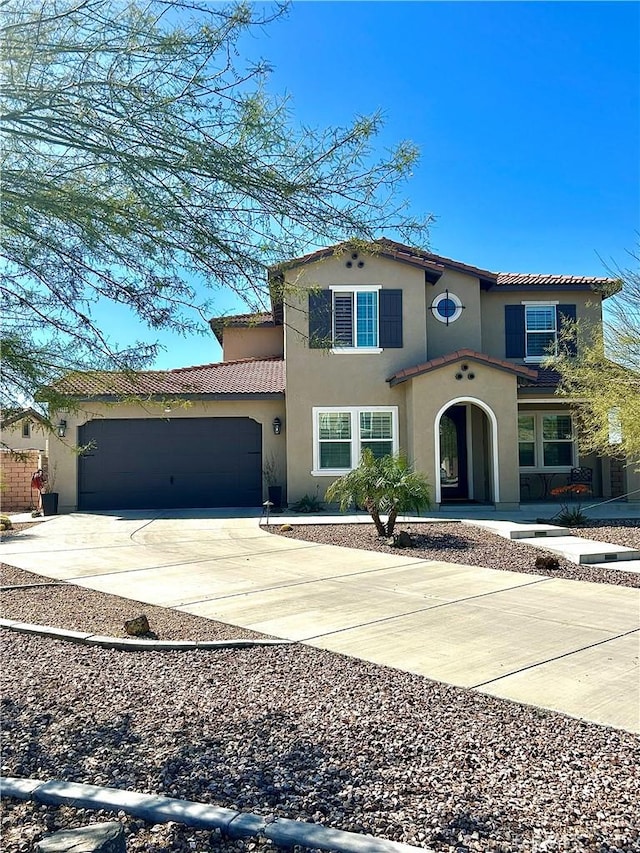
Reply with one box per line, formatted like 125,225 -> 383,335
431,291 -> 464,325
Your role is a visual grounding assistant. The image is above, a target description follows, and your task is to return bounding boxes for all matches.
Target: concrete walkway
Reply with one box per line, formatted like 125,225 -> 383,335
2,510 -> 639,733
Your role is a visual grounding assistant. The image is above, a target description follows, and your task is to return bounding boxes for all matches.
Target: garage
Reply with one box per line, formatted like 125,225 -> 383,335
78,417 -> 262,510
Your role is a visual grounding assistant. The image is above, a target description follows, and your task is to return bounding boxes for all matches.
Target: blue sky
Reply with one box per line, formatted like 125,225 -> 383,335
129,1 -> 640,369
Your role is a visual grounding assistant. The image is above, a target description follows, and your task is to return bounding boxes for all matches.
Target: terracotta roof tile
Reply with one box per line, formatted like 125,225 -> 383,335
56,357 -> 285,398
1,407 -> 48,428
387,349 -> 538,386
496,272 -> 614,288
209,312 -> 276,344
269,239 -> 619,296
524,367 -> 563,388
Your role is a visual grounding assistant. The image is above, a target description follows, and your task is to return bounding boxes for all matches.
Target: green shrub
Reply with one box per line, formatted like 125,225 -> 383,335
555,507 -> 589,527
325,449 -> 431,538
290,493 -> 324,513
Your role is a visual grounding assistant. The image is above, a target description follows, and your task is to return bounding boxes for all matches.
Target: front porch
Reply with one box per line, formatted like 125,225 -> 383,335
518,454 -> 627,504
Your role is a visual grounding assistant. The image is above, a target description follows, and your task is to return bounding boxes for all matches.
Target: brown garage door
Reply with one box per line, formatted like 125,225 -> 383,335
78,418 -> 262,510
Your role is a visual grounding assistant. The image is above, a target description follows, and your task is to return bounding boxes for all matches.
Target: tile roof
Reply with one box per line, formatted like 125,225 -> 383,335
1,407 -> 48,428
375,238 -> 498,281
55,357 -> 285,398
269,239 -> 495,281
522,367 -> 563,389
496,272 -> 614,288
269,238 -> 620,296
387,349 -> 538,386
209,312 -> 276,344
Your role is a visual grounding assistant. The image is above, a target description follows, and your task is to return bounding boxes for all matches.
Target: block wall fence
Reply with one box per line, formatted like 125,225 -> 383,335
1,450 -> 46,513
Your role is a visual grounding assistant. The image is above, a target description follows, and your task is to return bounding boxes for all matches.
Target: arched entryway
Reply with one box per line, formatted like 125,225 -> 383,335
434,398 -> 499,504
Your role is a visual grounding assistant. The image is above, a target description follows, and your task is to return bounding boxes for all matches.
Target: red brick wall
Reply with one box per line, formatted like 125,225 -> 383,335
0,450 -> 45,513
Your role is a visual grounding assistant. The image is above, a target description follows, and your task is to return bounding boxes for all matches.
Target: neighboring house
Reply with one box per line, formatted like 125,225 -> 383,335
1,408 -> 50,513
1,408 -> 49,453
49,239 -> 639,512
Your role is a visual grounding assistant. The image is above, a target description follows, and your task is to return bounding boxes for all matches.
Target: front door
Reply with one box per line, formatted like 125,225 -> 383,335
439,405 -> 468,501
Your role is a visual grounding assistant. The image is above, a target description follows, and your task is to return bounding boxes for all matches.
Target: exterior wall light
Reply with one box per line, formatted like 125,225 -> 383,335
57,419 -> 67,438
272,417 -> 282,435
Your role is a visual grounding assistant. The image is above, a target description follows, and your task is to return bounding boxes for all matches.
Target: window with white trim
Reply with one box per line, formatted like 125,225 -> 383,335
524,304 -> 557,360
331,286 -> 380,350
313,407 -> 398,474
518,412 -> 575,469
22,421 -> 31,438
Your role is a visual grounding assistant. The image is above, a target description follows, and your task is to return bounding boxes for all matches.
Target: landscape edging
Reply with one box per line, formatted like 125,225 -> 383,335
0,777 -> 432,853
0,618 -> 291,650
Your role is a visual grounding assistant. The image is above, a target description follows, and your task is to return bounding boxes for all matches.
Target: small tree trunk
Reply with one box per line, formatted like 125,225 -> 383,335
366,501 -> 387,536
385,508 -> 398,537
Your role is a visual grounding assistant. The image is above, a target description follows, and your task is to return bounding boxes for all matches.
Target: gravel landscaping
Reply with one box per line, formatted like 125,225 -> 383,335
577,520 -> 640,550
0,564 -> 270,642
2,629 -> 639,853
269,521 -> 640,588
2,520 -> 639,852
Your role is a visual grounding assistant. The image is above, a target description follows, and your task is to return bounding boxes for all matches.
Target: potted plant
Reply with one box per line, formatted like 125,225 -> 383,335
263,453 -> 283,510
41,464 -> 59,516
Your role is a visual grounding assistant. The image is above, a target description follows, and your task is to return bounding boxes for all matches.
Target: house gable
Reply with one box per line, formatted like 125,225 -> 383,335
387,349 -> 538,387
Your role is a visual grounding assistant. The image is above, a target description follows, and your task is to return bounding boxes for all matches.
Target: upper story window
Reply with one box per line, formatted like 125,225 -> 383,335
333,287 -> 379,349
524,304 -> 557,359
22,421 -> 31,438
309,288 -> 403,351
505,303 -> 577,361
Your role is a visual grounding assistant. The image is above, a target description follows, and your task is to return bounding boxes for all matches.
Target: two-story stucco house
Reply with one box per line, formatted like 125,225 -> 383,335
49,239 -> 638,513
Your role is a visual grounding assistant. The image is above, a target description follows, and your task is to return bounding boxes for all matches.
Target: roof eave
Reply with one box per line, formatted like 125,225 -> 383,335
387,353 -> 537,387
1,407 -> 49,428
60,391 -> 285,403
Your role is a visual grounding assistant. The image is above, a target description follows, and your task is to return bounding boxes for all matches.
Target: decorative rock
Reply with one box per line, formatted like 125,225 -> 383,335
280,524 -> 293,532
392,531 -> 414,548
535,555 -> 560,572
123,615 -> 150,636
35,822 -> 125,853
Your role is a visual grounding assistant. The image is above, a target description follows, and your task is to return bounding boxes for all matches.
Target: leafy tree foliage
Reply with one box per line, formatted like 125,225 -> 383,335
325,449 -> 431,537
552,248 -> 640,468
1,0 -> 430,410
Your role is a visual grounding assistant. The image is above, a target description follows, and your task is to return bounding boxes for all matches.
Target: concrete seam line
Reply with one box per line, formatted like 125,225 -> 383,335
299,577 -> 551,643
0,778 -> 433,853
470,626 -> 640,689
0,619 -> 291,650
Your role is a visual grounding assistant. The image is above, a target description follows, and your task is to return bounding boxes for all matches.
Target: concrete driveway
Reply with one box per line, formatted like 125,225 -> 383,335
3,510 -> 639,733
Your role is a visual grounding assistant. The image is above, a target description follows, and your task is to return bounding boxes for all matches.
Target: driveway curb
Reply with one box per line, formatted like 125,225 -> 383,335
0,777 -> 431,853
0,618 -> 291,651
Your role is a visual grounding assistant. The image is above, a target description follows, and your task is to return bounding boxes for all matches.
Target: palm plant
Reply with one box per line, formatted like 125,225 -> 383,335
325,449 -> 431,537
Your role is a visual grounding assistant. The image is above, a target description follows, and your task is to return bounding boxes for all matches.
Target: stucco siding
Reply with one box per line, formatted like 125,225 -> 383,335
222,326 -> 284,361
406,362 -> 521,505
481,288 -> 603,361
283,253 -> 426,502
425,269 -> 482,358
